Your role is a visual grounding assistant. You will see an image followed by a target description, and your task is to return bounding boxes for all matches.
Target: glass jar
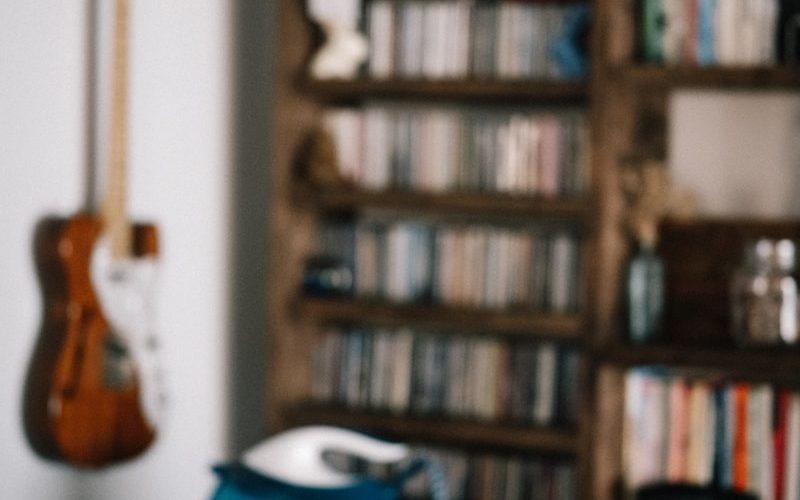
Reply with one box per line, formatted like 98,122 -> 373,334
731,239 -> 799,345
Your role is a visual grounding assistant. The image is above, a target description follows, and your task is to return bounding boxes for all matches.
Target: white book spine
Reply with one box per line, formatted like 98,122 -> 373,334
783,394 -> 800,500
454,2 -> 471,78
663,0 -> 688,64
388,329 -> 413,414
368,1 -> 394,78
363,108 -> 390,190
421,3 -> 442,79
549,233 -> 574,313
534,342 -> 557,425
497,5 -> 512,78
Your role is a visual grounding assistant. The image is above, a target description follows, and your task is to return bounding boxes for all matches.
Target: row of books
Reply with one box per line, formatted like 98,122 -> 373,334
329,444 -> 576,500
324,106 -> 589,196
311,327 -> 580,425
321,220 -> 584,313
641,0 -> 796,66
415,448 -> 576,500
624,368 -> 800,500
365,0 -> 590,80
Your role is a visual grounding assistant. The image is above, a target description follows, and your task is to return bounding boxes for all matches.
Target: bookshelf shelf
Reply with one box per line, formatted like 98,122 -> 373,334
302,78 -> 589,104
602,344 -> 800,383
619,65 -> 800,89
294,184 -> 592,220
297,297 -> 585,340
286,404 -> 580,455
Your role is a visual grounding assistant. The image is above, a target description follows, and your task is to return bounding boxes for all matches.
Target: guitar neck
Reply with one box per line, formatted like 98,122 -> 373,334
102,0 -> 132,259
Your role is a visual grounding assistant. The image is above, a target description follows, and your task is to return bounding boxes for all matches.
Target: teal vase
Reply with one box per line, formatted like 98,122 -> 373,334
627,244 -> 664,343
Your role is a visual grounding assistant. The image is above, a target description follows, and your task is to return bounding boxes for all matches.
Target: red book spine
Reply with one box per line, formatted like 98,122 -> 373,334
685,0 -> 698,64
734,384 -> 749,492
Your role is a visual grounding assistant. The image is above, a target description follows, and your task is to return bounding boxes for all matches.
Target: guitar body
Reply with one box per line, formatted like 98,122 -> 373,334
25,214 -> 159,467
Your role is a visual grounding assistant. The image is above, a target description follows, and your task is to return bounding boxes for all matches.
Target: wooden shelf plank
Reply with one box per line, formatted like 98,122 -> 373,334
294,185 -> 591,220
621,65 -> 800,89
286,404 -> 579,455
301,78 -> 589,103
297,297 -> 584,339
601,343 -> 800,382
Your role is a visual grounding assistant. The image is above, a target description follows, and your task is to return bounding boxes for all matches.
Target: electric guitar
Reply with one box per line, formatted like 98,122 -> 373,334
24,0 -> 163,467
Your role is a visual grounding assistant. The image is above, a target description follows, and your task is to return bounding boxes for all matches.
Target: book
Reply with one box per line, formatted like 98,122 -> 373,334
363,0 -> 589,81
697,0 -> 717,65
324,105 -> 589,196
622,371 -> 800,496
367,1 -> 394,78
777,0 -> 800,63
782,394 -> 800,500
311,325 -> 581,429
555,349 -> 580,425
533,342 -> 558,425
666,376 -> 690,482
733,384 -> 750,492
748,384 -> 774,500
714,0 -> 738,65
685,0 -> 699,65
389,328 -> 413,414
369,329 -> 392,409
686,380 -> 710,485
662,0 -> 688,65
324,219 -> 584,313
643,0 -> 784,67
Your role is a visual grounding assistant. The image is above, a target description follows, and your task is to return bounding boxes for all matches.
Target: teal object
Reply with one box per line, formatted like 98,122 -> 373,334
550,4 -> 591,79
627,245 -> 665,344
212,463 -> 401,500
210,426 -> 448,500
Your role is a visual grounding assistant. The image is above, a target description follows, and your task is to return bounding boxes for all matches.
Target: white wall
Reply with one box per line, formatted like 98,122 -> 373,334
0,2 -> 85,498
0,1 -> 234,499
670,91 -> 800,218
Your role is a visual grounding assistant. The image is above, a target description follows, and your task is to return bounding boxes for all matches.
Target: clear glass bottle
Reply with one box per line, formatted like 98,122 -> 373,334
731,239 -> 799,345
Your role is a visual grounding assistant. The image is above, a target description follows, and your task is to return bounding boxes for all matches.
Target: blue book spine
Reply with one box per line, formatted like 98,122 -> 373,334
712,385 -> 727,488
697,0 -> 717,66
719,385 -> 734,489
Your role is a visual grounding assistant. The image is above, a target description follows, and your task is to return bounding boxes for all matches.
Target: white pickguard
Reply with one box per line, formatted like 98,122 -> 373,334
90,236 -> 165,429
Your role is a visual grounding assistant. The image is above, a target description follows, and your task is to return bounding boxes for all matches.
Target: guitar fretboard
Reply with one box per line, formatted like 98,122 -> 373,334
102,0 -> 132,259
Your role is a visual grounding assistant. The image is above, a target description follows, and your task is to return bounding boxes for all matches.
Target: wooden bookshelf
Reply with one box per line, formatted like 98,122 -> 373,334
286,404 -> 580,455
297,296 -> 585,340
267,1 -> 598,499
619,65 -> 800,89
602,344 -> 800,383
301,78 -> 589,104
264,0 -> 797,498
293,184 -> 591,220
